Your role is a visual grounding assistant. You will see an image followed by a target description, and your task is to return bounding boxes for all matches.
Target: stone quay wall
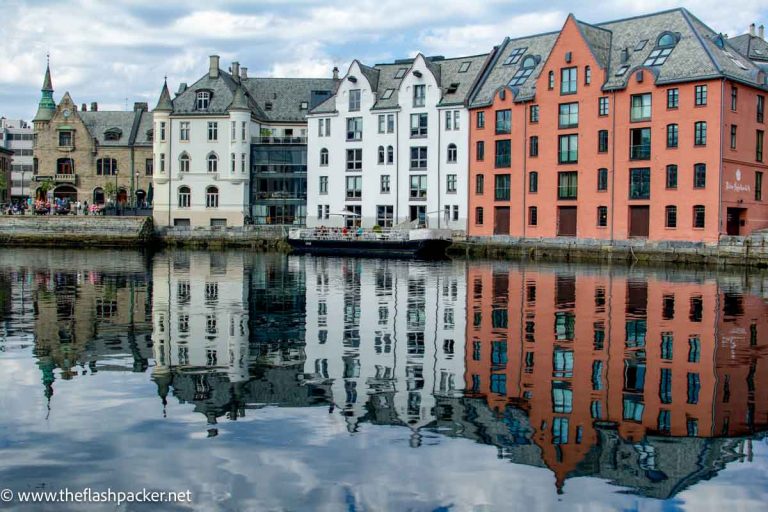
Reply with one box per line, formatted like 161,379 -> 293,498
0,215 -> 154,247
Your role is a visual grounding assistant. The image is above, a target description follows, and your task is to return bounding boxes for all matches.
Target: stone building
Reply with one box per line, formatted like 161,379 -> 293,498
32,63 -> 153,206
0,146 -> 12,204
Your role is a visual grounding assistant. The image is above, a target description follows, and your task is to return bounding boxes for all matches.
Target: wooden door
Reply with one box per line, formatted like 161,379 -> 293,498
629,206 -> 649,238
557,207 -> 577,236
494,207 -> 510,235
726,208 -> 741,236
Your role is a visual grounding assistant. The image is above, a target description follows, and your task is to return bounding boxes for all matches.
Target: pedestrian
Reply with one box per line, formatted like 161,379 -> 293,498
75,200 -> 81,215
83,200 -> 88,216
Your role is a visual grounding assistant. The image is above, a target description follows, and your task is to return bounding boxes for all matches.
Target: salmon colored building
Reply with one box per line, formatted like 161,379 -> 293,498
464,262 -> 768,490
468,9 -> 768,243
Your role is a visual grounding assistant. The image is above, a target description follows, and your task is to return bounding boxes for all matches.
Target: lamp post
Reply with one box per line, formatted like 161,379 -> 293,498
135,171 -> 140,215
114,169 -> 119,216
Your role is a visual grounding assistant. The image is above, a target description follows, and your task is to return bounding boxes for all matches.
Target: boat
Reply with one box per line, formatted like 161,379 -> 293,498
287,226 -> 453,258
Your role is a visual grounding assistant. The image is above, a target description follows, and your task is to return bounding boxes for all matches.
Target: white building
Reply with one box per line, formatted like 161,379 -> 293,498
302,257 -> 467,433
152,56 -> 336,228
306,53 -> 488,232
0,118 -> 34,201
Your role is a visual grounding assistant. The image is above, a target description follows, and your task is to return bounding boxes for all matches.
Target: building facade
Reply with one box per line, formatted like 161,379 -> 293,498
152,56 -> 336,228
0,147 -> 12,204
468,9 -> 768,244
0,118 -> 34,201
306,53 -> 488,231
32,64 -> 153,206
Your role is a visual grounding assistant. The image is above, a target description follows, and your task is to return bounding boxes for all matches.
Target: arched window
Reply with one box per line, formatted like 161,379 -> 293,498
521,56 -> 537,68
207,153 -> 218,173
96,158 -> 117,176
178,186 -> 191,208
548,70 -> 555,90
146,129 -> 154,142
196,91 -> 211,110
645,33 -> 678,66
93,187 -> 105,205
378,145 -> 385,164
179,153 -> 190,173
447,143 -> 457,163
585,65 -> 591,85
206,186 -> 219,208
658,33 -> 677,47
56,158 -> 74,175
320,148 -> 329,166
387,145 -> 394,164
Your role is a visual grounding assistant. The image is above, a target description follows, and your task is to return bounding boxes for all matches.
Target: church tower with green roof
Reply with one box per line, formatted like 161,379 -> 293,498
32,61 -> 55,127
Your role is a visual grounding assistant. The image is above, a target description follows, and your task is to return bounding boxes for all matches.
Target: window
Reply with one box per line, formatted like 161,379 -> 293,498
528,206 -> 538,225
58,131 -> 73,147
548,70 -> 554,90
380,174 -> 390,193
230,153 -> 235,173
503,47 -> 527,65
349,89 -> 361,111
758,95 -> 765,123
387,114 -> 394,133
104,129 -> 120,141
495,174 -> 510,201
96,158 -> 117,176
378,115 -> 385,134
378,145 -> 385,164
346,117 -> 362,140
177,152 -> 190,173
730,125 -> 738,149
241,153 -> 245,174
495,140 -> 511,167
731,86 -> 738,111
597,206 -> 608,227
410,147 -> 428,169
410,113 -> 428,137
207,122 -> 218,141
447,143 -> 458,163
413,84 -> 425,107
694,163 -> 706,188
445,110 -> 459,130
476,141 -> 485,161
530,105 -> 539,123
667,88 -> 679,109
629,168 -> 650,199
598,130 -> 608,153
695,85 -> 707,106
585,65 -> 591,84
666,164 -> 677,189
688,337 -> 701,363
630,128 -> 651,160
320,148 -> 329,166
758,130 -> 764,162
693,205 -> 705,228
559,102 -> 579,128
55,158 -> 73,175
318,118 -> 331,137
178,186 -> 190,208
145,158 -> 153,176
560,67 -> 577,94
376,205 -> 394,227
447,174 -> 457,193
159,154 -> 165,173
241,121 -> 246,141
644,35 -> 676,66
395,68 -> 407,79
387,145 -> 394,164
597,168 -> 608,191
694,121 -> 707,146
757,171 -> 763,201
475,174 -> 484,195
196,91 -> 210,109
509,56 -> 536,86
346,149 -> 362,171
495,109 -> 511,134
665,205 -> 677,228
475,207 -> 484,225
631,93 -> 652,121
319,176 -> 328,194
529,171 -> 538,193
159,122 -> 166,142
346,176 -> 362,199
410,175 -> 427,199
558,171 -> 578,199
180,122 -> 190,141
599,97 -> 609,116
477,111 -> 485,129
207,153 -> 218,173
529,136 -> 539,157
231,121 -> 236,140
558,134 -> 578,164
205,186 -> 219,208
687,372 -> 701,404
662,123 -> 678,149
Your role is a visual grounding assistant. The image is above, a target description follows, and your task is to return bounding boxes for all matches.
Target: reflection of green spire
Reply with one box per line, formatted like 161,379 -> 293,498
38,357 -> 56,400
33,59 -> 56,123
151,370 -> 172,417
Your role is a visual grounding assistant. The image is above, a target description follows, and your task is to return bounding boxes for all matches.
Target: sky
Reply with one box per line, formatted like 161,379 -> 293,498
1,0 -> 767,121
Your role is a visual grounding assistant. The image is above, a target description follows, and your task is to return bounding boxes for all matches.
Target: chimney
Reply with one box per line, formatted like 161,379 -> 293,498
750,23 -> 756,36
90,102 -> 98,112
133,102 -> 148,112
81,103 -> 87,112
333,66 -> 339,80
760,25 -> 765,39
231,61 -> 240,83
209,55 -> 220,78
240,67 -> 247,80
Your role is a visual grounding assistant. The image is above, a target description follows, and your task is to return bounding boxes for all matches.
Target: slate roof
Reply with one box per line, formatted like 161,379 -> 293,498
730,33 -> 768,62
79,111 -> 151,147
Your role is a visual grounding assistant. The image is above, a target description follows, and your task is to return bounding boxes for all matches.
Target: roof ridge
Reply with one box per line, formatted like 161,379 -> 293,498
594,7 -> 685,27
679,8 -> 723,75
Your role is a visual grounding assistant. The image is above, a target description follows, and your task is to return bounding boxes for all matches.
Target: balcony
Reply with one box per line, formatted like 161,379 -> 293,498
251,136 -> 307,145
629,144 -> 651,160
557,186 -> 577,200
53,173 -> 76,184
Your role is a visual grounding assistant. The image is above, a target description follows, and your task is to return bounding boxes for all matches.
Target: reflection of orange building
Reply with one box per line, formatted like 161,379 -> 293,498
465,262 -> 768,490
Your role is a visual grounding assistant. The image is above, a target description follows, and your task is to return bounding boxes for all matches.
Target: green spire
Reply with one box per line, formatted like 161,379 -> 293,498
33,58 -> 56,123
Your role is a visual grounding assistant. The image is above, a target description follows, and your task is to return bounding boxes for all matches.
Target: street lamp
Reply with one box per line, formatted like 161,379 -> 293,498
114,169 -> 119,216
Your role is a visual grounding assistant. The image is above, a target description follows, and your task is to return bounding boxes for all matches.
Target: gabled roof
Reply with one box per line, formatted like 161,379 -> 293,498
79,110 -> 152,147
436,54 -> 490,106
576,20 -> 612,68
730,33 -> 768,62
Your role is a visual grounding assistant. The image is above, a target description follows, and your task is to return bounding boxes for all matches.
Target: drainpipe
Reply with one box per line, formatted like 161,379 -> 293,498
718,79 -> 725,242
167,118 -> 173,227
437,109 -> 442,229
396,111 -> 400,224
130,146 -> 135,210
609,90 -> 617,243
522,101 -> 528,238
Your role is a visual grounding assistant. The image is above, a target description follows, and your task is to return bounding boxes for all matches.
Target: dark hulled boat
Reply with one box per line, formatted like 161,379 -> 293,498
288,227 -> 452,258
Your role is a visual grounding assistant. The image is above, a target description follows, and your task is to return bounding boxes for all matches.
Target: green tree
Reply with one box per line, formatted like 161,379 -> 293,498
37,180 -> 52,198
103,182 -> 117,201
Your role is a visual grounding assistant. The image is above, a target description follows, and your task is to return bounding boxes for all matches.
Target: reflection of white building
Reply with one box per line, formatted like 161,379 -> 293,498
152,251 -> 250,383
303,257 -> 466,434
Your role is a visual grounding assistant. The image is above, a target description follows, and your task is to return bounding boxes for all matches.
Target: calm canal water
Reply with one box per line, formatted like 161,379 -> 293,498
0,248 -> 766,511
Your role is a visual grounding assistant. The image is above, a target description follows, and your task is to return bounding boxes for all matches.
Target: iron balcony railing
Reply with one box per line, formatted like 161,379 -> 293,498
252,136 -> 307,145
630,144 -> 651,160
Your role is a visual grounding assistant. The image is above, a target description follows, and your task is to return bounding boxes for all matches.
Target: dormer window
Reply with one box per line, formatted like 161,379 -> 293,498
508,55 -> 537,86
446,83 -> 460,94
104,128 -> 122,141
503,47 -> 527,66
196,90 -> 211,110
644,32 -> 679,66
146,129 -> 153,142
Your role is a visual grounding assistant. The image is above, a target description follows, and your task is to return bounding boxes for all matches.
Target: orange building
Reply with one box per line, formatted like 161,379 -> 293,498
468,9 -> 768,243
465,262 -> 768,489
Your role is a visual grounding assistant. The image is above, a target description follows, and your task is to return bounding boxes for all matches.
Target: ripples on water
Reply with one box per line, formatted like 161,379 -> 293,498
0,248 -> 766,511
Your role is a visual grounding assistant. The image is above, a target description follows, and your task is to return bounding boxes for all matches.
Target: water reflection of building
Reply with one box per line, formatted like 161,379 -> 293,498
465,263 -> 768,495
302,257 -> 467,437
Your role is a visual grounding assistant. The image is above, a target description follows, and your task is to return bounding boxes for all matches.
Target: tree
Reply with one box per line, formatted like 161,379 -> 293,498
103,182 -> 117,201
37,180 -> 52,199
0,173 -> 7,198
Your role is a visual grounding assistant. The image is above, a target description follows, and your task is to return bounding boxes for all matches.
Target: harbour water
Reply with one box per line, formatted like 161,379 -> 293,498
0,248 -> 766,511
